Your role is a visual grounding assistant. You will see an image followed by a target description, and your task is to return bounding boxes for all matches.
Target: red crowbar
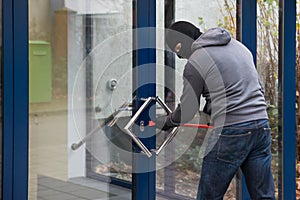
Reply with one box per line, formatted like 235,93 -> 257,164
148,121 -> 213,129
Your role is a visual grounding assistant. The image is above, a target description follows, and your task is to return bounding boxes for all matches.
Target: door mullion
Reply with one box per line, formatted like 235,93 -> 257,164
132,0 -> 156,200
2,0 -> 14,198
12,0 -> 29,199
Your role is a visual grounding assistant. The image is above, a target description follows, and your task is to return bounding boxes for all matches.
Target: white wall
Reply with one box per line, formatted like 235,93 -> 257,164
65,0 -> 125,14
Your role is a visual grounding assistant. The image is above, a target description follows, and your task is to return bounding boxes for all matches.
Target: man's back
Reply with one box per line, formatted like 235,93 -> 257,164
189,28 -> 268,126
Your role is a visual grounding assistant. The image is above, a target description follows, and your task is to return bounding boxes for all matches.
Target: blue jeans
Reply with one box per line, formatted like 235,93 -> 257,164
197,119 -> 275,200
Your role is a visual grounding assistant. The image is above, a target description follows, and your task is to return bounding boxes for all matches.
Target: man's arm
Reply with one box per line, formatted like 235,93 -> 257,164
156,62 -> 205,130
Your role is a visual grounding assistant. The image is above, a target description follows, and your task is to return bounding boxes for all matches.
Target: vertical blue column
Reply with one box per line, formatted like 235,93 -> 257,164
3,0 -> 29,199
13,0 -> 29,199
278,0 -> 296,199
2,0 -> 14,198
240,0 -> 257,199
132,0 -> 156,200
241,0 -> 257,63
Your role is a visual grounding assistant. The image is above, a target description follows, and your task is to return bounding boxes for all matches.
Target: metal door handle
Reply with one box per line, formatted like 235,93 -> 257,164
123,96 -> 178,158
123,97 -> 154,157
72,96 -> 211,159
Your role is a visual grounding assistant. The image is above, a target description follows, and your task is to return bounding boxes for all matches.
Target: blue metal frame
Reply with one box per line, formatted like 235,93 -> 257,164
240,0 -> 257,62
132,0 -> 156,199
279,0 -> 296,199
13,0 -> 29,198
240,0 -> 257,199
2,0 -> 29,199
2,0 -> 14,198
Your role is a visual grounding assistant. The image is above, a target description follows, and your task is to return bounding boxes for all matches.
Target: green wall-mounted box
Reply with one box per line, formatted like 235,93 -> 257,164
29,41 -> 52,103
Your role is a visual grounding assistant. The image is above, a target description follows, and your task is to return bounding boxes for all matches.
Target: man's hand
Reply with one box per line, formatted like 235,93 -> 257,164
155,115 -> 174,131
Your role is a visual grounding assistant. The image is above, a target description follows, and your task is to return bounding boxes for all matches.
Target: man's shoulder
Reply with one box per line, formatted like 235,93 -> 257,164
188,48 -> 215,70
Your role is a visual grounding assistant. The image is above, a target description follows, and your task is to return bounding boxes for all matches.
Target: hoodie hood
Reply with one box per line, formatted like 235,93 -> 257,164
191,28 -> 231,51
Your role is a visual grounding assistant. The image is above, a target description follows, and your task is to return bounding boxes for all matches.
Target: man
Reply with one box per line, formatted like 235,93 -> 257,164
156,21 -> 275,199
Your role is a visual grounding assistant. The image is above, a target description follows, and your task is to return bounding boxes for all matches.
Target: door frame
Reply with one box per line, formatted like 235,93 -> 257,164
132,0 -> 156,199
3,0 -> 29,199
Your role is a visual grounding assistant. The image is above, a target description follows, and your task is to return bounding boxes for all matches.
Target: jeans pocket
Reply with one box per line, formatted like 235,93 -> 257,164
217,131 -> 251,163
261,127 -> 272,156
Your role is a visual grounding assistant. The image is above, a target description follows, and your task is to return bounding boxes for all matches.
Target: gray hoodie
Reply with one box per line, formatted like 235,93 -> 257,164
170,28 -> 268,127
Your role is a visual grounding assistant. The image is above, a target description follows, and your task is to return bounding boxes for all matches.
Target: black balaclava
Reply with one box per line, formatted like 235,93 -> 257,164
166,21 -> 202,59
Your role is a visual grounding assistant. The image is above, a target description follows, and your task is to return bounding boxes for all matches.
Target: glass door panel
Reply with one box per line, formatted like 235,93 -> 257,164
174,1 -> 237,199
87,1 -> 133,184
256,1 -> 280,198
28,0 -> 133,199
156,0 -> 238,199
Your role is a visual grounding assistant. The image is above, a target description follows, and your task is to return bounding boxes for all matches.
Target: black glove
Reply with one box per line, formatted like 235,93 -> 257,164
203,100 -> 211,116
155,115 -> 174,131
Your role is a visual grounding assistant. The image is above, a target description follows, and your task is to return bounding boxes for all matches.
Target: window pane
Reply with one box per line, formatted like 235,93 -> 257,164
28,1 -> 132,199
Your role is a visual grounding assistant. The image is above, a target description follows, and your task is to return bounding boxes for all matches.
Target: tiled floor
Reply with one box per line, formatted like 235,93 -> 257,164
32,175 -> 171,200
35,176 -> 130,200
